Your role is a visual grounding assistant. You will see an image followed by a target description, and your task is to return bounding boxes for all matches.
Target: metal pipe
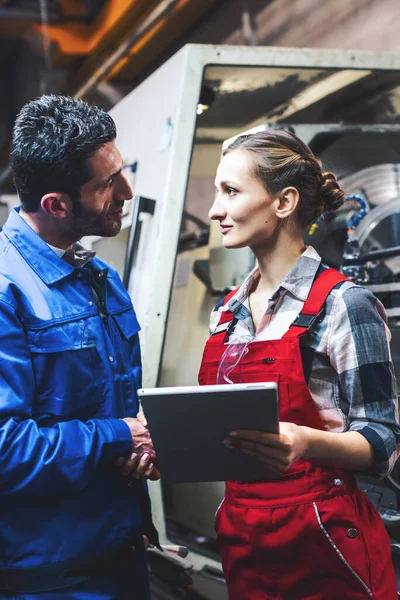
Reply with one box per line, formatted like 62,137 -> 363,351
72,0 -> 180,99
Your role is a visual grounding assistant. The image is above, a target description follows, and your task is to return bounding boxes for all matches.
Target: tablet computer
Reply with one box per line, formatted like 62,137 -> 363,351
138,382 -> 279,484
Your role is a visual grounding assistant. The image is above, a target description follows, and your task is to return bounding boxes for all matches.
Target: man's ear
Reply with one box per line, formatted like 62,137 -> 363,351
275,186 -> 300,220
40,193 -> 72,218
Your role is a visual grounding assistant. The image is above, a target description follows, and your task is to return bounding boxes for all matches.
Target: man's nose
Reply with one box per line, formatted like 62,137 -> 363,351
120,173 -> 133,201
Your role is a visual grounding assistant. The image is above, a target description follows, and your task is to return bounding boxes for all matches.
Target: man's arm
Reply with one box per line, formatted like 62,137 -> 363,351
0,297 -> 133,496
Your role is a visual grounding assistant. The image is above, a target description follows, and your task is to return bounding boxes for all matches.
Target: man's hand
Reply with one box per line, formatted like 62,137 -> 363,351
117,412 -> 160,480
115,452 -> 160,480
224,422 -> 309,474
122,412 -> 155,457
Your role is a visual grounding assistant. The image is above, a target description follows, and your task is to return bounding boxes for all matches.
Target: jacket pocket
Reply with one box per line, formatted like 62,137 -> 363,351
109,308 -> 142,416
27,319 -> 105,424
112,308 -> 141,340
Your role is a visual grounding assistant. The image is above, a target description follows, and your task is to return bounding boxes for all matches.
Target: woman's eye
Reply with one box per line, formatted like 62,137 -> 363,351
227,187 -> 237,196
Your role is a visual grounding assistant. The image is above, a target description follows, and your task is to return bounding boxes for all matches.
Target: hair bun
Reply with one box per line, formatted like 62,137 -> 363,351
319,171 -> 344,213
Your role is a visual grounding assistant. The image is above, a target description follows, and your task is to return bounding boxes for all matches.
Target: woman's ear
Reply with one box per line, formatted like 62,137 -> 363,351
275,186 -> 300,220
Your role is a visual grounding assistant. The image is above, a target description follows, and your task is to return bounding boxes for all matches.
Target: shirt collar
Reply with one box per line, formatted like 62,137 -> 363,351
279,246 -> 322,301
224,246 -> 322,314
50,242 -> 96,268
47,243 -> 65,258
3,207 -> 93,284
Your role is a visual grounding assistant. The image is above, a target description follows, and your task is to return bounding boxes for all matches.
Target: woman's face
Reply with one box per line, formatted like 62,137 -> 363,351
210,149 -> 279,250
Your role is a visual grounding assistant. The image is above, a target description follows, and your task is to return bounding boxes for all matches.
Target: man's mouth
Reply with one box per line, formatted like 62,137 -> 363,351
110,205 -> 124,216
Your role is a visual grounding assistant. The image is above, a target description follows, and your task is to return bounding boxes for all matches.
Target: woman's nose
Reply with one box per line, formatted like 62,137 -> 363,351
209,196 -> 226,221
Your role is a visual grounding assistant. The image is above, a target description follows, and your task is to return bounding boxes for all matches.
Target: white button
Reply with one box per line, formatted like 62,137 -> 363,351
89,301 -> 93,306
77,272 -> 83,279
109,356 -> 114,362
98,272 -> 104,278
334,478 -> 344,487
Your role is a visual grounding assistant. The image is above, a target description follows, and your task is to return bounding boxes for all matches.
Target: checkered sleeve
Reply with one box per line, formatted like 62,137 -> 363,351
327,285 -> 400,478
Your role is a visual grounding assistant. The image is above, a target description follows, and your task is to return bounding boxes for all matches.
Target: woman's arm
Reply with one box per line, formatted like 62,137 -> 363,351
227,285 -> 400,476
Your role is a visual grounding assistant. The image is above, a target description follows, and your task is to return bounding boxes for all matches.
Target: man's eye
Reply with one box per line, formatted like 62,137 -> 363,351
107,178 -> 114,187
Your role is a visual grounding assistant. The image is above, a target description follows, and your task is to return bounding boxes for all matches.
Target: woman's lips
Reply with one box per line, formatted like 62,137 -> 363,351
220,225 -> 233,235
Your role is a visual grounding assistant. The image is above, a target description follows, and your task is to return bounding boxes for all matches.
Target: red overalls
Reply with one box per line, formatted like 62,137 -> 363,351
198,269 -> 397,600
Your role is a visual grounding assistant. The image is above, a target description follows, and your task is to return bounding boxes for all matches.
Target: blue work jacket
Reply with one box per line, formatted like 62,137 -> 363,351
0,208 -> 153,570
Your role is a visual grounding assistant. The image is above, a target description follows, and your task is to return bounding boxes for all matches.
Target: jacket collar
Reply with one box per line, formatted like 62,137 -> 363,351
3,207 -> 75,285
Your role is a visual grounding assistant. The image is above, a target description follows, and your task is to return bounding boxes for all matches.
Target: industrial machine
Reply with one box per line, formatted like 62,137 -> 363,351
81,45 -> 400,598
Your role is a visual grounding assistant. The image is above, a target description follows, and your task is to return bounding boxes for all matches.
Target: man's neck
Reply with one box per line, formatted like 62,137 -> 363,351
20,209 -> 77,250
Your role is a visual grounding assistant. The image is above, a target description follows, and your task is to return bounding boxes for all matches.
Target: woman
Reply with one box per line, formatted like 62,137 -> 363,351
198,130 -> 400,599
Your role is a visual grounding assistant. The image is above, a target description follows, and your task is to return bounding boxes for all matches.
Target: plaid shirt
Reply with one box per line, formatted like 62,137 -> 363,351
210,246 -> 400,478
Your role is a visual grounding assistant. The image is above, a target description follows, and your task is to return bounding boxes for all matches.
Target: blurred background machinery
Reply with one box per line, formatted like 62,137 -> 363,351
1,0 -> 400,197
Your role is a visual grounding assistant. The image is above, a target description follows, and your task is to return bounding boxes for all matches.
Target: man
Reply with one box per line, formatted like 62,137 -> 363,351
0,94 -> 159,599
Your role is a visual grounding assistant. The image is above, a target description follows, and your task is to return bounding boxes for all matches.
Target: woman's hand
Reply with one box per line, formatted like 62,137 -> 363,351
224,422 -> 310,474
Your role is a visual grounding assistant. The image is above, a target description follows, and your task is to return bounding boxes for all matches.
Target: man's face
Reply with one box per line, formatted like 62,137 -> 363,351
67,141 -> 133,238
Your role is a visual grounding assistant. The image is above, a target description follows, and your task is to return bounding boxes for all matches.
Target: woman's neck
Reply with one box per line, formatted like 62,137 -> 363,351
252,229 -> 305,295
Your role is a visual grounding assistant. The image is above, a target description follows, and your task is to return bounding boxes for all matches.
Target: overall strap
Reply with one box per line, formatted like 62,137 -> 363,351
282,268 -> 348,339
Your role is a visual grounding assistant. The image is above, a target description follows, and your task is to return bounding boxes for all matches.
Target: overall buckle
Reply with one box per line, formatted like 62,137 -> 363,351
291,308 -> 324,330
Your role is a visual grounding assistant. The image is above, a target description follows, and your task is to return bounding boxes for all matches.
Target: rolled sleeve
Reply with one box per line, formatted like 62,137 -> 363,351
351,423 -> 398,478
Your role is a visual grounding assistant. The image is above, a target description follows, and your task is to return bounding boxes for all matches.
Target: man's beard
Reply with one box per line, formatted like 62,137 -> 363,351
67,201 -> 122,238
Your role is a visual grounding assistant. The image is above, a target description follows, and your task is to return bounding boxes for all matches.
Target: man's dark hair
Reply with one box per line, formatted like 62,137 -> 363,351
10,94 -> 117,212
